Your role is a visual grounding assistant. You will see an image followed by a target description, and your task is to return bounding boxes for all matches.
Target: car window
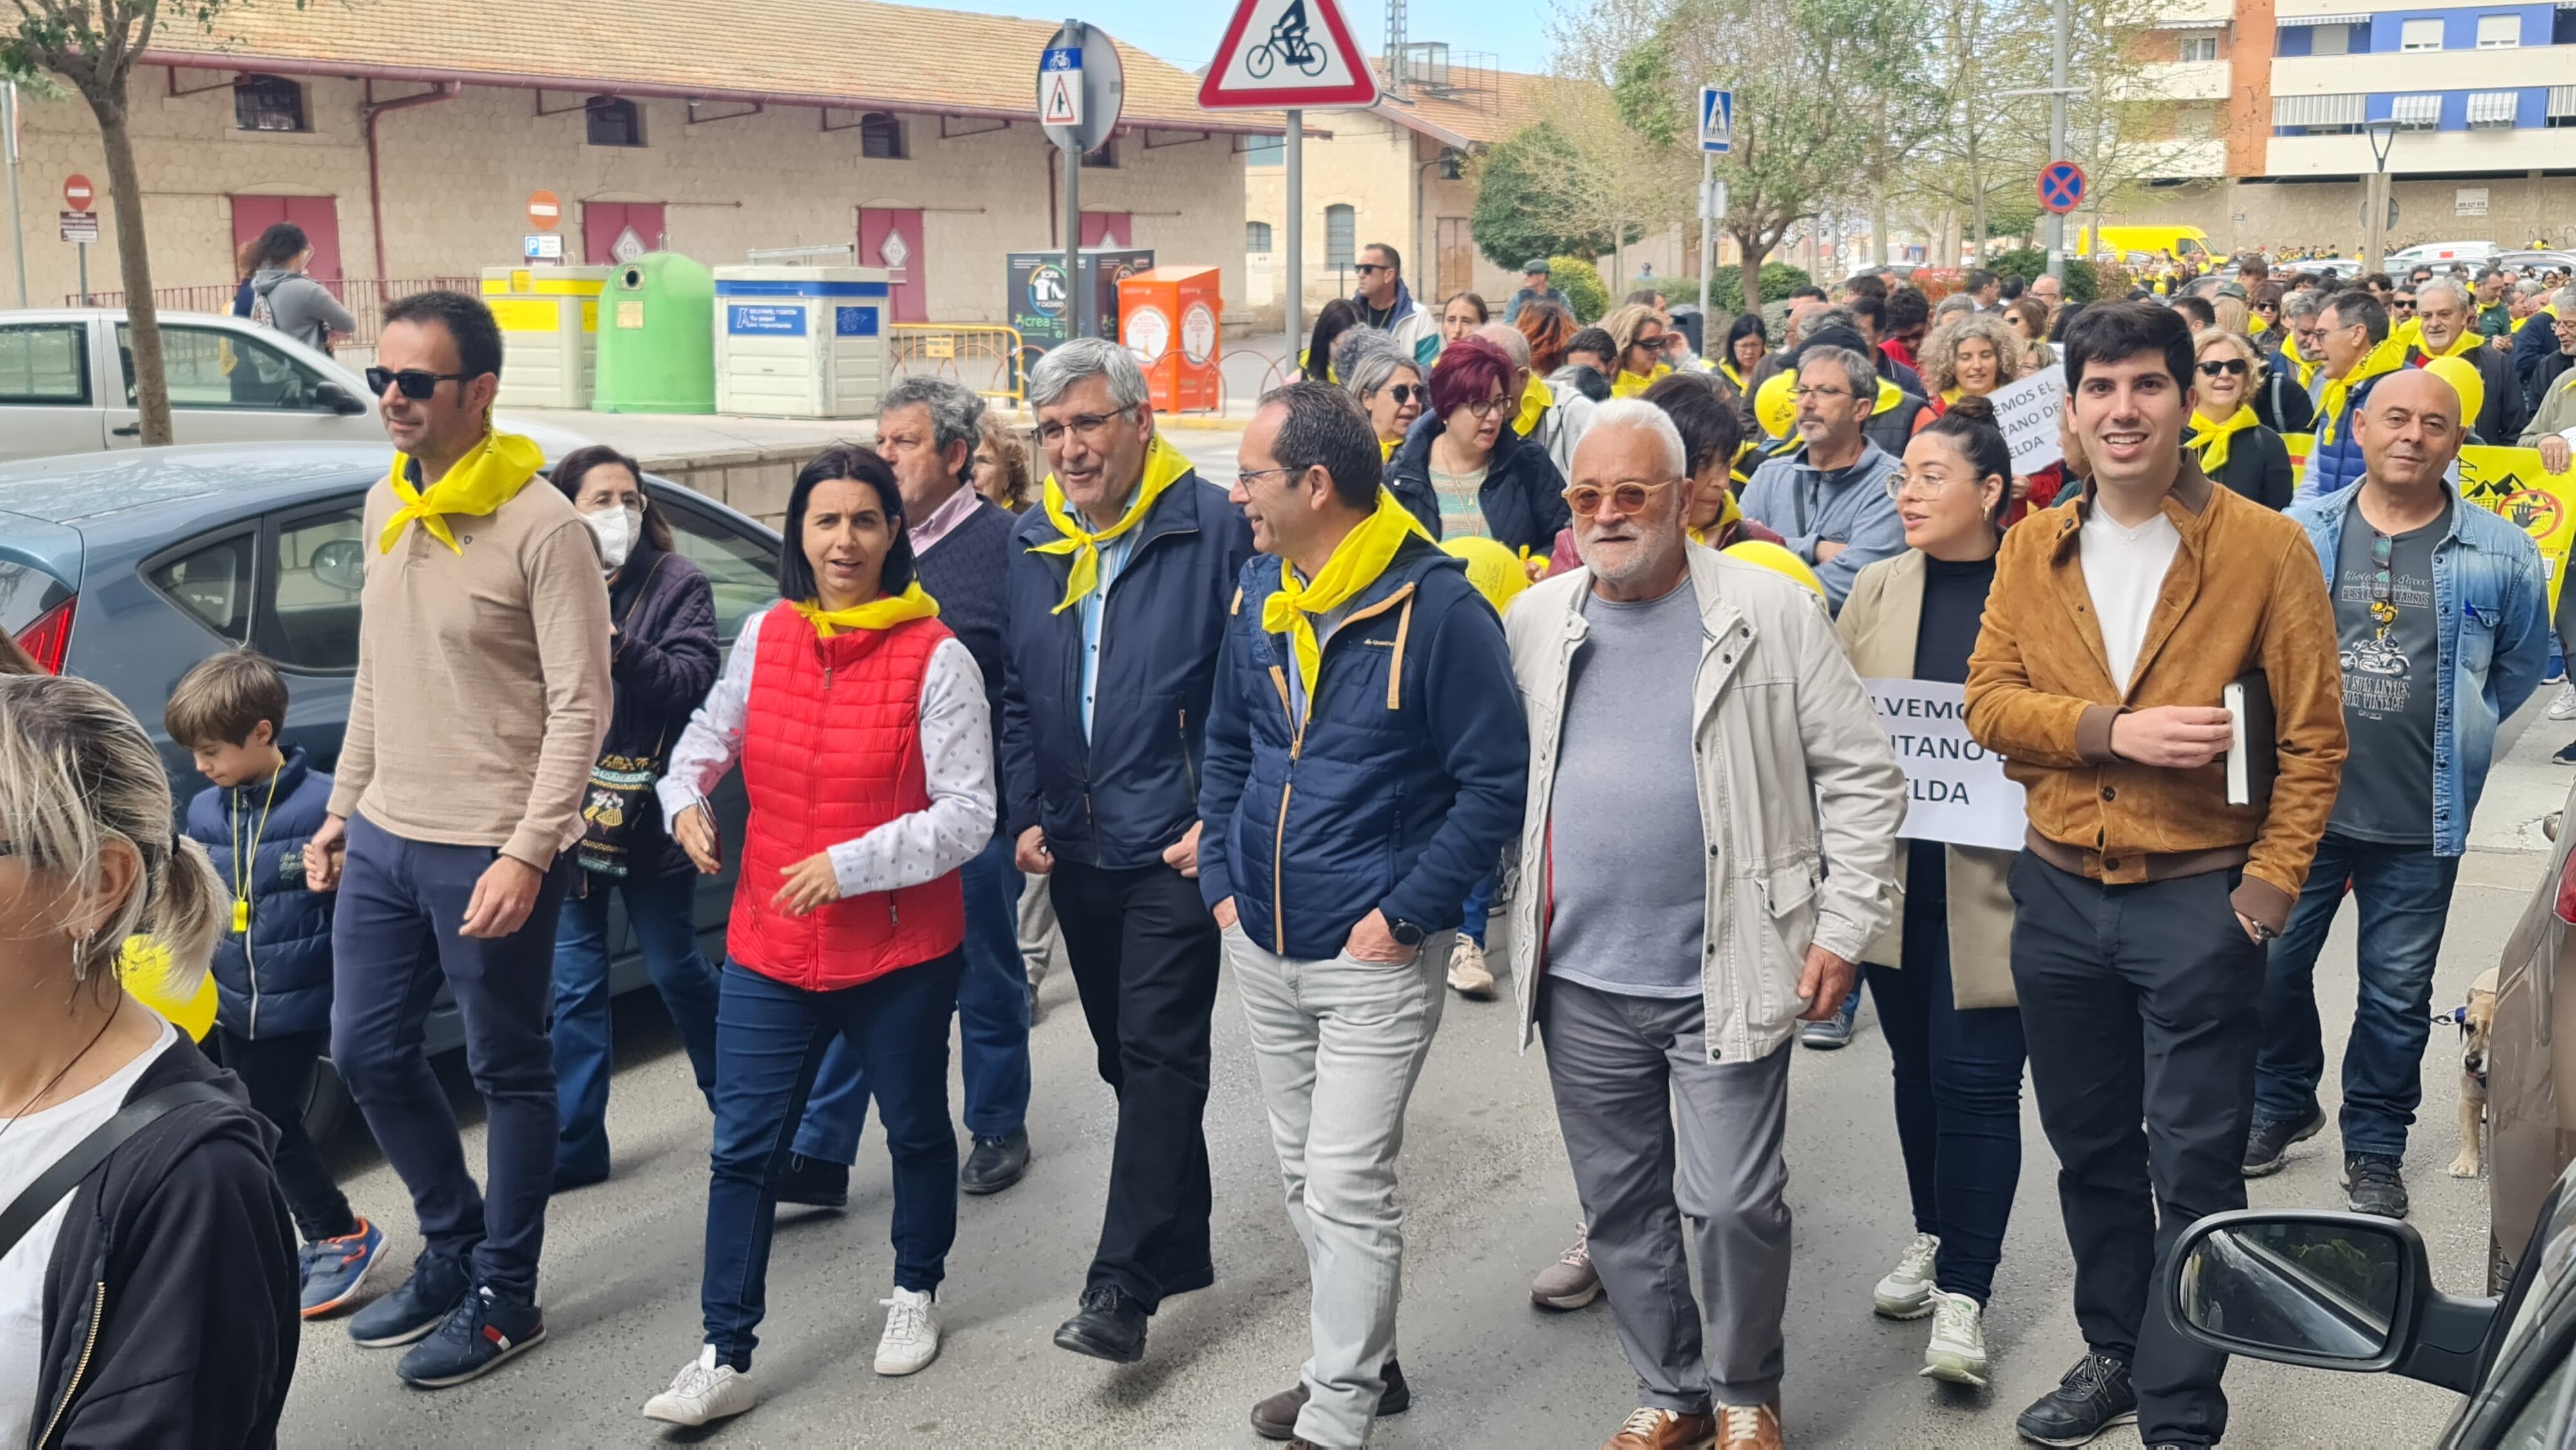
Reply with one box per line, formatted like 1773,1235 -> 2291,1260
2495,1353 -> 2573,1449
117,323 -> 327,411
0,323 -> 90,404
654,493 -> 779,645
267,503 -> 366,672
148,532 -> 255,643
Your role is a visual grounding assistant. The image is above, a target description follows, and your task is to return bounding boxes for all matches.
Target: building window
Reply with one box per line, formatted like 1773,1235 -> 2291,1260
2552,84 -> 2576,127
1244,135 -> 1283,168
2390,93 -> 2442,129
2307,23 -> 2351,55
858,113 -> 905,160
233,75 -> 306,133
1246,220 -> 1274,254
2466,90 -> 2521,127
2178,32 -> 2219,62
586,96 -> 644,147
2400,18 -> 2443,51
1081,140 -> 1117,169
1324,205 -> 1356,268
2174,105 -> 2217,138
2273,91 -> 2366,136
2476,14 -> 2519,48
2559,8 -> 2576,44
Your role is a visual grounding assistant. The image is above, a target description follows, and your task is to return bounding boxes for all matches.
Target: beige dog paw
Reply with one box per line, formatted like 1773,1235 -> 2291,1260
2448,1154 -> 2483,1179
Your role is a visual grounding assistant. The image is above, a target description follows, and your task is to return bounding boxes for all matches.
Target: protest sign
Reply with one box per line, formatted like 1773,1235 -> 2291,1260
2457,445 -> 2576,613
1862,678 -> 2027,852
1987,362 -> 2065,474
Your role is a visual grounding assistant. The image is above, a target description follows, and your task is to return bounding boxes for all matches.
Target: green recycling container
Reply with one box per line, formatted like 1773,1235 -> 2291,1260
592,252 -> 716,413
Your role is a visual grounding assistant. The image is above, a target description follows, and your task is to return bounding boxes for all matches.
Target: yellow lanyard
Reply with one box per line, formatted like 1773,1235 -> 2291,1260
231,769 -> 280,936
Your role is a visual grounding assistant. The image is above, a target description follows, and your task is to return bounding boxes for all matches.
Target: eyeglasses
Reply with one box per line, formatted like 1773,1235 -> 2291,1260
1885,469 -> 1989,502
1383,383 -> 1425,406
365,366 -> 473,400
1459,395 -> 1513,420
1793,385 -> 1856,402
2197,359 -> 2249,378
1236,465 -> 1302,490
1035,403 -> 1137,446
1562,478 -> 1676,517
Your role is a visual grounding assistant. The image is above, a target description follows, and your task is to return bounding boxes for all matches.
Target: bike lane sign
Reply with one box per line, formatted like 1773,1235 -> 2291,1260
1040,48 -> 1083,129
1198,0 -> 1380,109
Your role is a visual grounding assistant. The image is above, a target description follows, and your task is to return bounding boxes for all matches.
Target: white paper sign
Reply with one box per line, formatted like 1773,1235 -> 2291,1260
1987,361 -> 2065,474
1863,678 -> 2028,853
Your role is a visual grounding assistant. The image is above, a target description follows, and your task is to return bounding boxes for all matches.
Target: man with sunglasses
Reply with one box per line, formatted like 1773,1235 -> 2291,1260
2259,369 -> 2547,1216
1501,399 -> 1903,1450
1352,243 -> 1440,368
1738,346 -> 1906,612
305,290 -> 613,1386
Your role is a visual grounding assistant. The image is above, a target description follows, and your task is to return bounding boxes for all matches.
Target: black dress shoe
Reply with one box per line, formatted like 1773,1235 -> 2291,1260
2014,1351 -> 2137,1447
550,1162 -> 610,1194
773,1153 -> 849,1209
1249,1359 -> 1412,1439
1053,1283 -> 1148,1363
961,1128 -> 1031,1196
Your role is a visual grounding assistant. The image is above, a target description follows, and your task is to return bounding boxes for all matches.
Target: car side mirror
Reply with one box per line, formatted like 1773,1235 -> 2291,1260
2168,1209 -> 2494,1395
311,539 -> 366,594
314,381 -> 368,416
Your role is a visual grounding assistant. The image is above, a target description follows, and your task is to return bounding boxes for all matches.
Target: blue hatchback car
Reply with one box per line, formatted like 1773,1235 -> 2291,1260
0,441 -> 779,1131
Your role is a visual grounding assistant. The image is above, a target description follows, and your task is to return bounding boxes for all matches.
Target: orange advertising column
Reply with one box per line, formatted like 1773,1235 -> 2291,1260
1119,267 -> 1223,414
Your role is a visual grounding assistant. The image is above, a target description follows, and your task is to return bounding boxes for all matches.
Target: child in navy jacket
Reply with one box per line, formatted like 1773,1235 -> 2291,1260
168,649 -> 385,1317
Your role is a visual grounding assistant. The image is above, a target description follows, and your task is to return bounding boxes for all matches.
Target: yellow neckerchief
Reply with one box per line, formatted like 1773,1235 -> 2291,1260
2410,326 -> 2483,362
1611,362 -> 1671,399
794,581 -> 940,638
1262,489 -> 1431,719
1940,387 -> 1964,407
2187,405 -> 2259,474
1686,487 -> 1744,546
1719,361 -> 1748,391
1379,436 -> 1398,462
2250,315 -> 2271,336
2291,352 -> 2319,390
1029,435 -> 1191,614
2392,317 -> 2423,353
1512,374 -> 1553,436
2317,334 -> 2407,447
380,430 -> 545,554
1780,376 -> 1906,451
2515,305 -> 2557,334
228,764 -> 281,936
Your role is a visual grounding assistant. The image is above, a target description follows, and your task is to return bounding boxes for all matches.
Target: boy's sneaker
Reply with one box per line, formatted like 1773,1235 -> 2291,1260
2344,1152 -> 2410,1218
643,1345 -> 758,1427
1800,986 -> 1862,1050
1530,1222 -> 1601,1310
1446,939 -> 1497,999
397,1285 -> 547,1388
1872,1232 -> 1941,1319
1919,1289 -> 1989,1386
2550,682 -> 2576,720
2013,1352 -> 2137,1447
299,1216 -> 385,1319
873,1287 -> 941,1375
2242,1105 -> 2327,1177
347,1250 -> 469,1348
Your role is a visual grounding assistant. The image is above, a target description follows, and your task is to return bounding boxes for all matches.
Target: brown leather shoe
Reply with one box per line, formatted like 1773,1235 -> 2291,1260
1716,1400 -> 1783,1448
1249,1360 -> 1412,1440
1602,1406 -> 1717,1449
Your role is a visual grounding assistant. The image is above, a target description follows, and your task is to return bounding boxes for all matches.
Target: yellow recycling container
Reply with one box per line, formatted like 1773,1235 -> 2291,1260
480,266 -> 610,410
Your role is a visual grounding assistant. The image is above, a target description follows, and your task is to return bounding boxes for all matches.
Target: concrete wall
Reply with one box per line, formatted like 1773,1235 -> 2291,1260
9,70 -> 1247,325
2108,173 -> 2576,253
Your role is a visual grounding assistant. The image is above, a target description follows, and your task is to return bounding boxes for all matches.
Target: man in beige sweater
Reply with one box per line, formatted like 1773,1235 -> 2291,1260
303,290 -> 612,1388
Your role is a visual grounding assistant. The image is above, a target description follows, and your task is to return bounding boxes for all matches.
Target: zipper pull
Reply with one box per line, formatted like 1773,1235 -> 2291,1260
823,664 -> 833,690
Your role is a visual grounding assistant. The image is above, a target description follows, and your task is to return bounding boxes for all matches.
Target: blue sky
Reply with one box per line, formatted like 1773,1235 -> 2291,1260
931,0 -> 1556,76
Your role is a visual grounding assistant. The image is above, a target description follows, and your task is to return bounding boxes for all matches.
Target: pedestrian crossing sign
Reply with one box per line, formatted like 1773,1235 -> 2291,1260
1700,86 -> 1733,154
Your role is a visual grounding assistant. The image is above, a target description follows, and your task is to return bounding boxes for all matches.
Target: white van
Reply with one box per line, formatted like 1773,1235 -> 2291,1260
2386,240 -> 2500,268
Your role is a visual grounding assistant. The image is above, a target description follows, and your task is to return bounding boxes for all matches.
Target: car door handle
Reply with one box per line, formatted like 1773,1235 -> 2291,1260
111,424 -> 140,437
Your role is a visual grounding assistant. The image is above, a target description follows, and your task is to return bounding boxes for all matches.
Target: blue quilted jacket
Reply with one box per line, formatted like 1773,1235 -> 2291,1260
184,746 -> 337,1039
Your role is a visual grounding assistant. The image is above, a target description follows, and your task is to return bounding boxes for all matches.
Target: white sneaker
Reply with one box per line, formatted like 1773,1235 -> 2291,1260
1871,1232 -> 1940,1319
874,1286 -> 941,1375
643,1345 -> 757,1426
1446,938 -> 1497,999
1918,1288 -> 1990,1386
2550,683 -> 2576,721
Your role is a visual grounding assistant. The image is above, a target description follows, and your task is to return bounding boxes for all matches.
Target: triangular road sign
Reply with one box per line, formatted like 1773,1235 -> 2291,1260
1041,68 -> 1083,127
1199,0 -> 1379,109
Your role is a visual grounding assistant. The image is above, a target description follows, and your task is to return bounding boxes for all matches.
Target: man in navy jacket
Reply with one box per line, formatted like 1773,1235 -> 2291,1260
1003,339 -> 1255,1365
1197,381 -> 1526,1446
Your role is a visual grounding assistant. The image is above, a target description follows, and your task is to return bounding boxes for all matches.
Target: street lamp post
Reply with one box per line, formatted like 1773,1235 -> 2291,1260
2362,117 -> 2399,277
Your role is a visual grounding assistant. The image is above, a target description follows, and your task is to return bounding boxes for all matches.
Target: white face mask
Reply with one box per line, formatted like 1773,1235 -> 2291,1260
582,504 -> 637,570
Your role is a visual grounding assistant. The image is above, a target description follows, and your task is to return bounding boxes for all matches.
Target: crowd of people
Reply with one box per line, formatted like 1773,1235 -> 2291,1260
2,227 -> 2572,1449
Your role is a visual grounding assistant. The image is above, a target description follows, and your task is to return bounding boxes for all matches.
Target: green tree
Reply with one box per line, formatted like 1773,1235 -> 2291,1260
1549,255 -> 1610,322
1470,122 -> 1626,271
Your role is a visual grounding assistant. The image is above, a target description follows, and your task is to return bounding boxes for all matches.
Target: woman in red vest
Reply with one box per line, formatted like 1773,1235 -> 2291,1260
641,446 -> 996,1428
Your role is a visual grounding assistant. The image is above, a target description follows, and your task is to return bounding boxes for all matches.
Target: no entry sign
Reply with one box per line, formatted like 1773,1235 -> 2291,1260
63,174 -> 93,209
527,190 -> 562,231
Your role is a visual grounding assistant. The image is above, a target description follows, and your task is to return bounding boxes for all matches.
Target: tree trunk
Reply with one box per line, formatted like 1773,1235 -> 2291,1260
91,99 -> 171,447
1736,225 -> 1765,314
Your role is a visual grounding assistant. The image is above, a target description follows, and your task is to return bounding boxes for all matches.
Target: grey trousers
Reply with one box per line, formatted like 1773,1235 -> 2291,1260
1018,869 -> 1067,986
1225,926 -> 1452,1449
1540,977 -> 1793,1413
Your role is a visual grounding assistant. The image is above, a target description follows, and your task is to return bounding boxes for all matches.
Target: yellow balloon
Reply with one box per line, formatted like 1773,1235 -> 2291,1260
1443,536 -> 1535,614
1756,370 -> 1798,440
1720,539 -> 1828,599
2421,355 -> 2484,432
117,935 -> 217,1041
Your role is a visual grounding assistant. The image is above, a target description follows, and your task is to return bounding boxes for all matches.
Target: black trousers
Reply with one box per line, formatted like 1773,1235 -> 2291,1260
1048,858 -> 1220,1311
2010,852 -> 2263,1449
218,1027 -> 360,1243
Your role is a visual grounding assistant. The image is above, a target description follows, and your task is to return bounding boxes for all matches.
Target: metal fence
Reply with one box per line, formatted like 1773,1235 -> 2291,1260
63,278 -> 477,350
888,324 -> 1029,407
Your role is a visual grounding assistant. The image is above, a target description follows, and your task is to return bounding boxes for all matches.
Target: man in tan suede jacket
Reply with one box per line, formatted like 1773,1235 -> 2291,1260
1964,303 -> 2344,1450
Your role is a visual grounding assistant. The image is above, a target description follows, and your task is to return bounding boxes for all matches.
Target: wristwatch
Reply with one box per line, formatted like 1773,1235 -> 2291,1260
1387,917 -> 1428,948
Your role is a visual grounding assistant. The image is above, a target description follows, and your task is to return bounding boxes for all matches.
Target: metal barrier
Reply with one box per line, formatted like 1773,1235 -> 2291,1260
889,324 -> 1029,407
68,278 -> 477,350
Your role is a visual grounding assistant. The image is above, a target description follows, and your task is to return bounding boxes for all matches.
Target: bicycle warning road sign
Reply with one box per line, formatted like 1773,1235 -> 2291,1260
1199,0 -> 1379,109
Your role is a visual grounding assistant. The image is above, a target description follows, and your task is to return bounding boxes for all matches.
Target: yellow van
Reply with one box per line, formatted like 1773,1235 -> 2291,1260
2077,225 -> 2214,265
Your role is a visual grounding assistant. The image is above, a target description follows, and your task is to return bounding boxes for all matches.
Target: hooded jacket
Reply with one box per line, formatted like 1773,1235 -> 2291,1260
1360,281 -> 1441,368
184,746 -> 336,1039
1385,406 -> 1571,556
30,1040 -> 298,1449
247,268 -> 355,353
1195,535 -> 1528,959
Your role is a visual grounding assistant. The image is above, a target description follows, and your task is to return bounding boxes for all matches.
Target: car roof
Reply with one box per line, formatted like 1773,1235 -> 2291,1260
3,307 -> 242,325
0,442 -> 388,527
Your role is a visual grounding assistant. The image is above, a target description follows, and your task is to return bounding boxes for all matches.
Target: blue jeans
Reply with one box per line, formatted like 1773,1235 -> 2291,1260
701,954 -> 962,1370
550,870 -> 722,1181
794,836 -> 1028,1158
1459,869 -> 1495,948
2254,833 -> 2462,1157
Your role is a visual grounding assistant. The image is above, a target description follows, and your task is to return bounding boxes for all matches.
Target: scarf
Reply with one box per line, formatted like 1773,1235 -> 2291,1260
2409,326 -> 2483,363
380,430 -> 545,554
2187,406 -> 2259,474
1687,488 -> 1745,547
1611,362 -> 1671,399
1028,435 -> 1191,614
1261,489 -> 1430,719
2317,335 -> 2407,448
1513,375 -> 1553,436
794,580 -> 940,637
1379,436 -> 1398,462
1719,361 -> 1747,392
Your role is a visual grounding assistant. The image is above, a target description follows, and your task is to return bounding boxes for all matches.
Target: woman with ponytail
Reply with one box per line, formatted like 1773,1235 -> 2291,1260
641,445 -> 995,1427
1831,395 -> 2030,1395
0,672 -> 299,1448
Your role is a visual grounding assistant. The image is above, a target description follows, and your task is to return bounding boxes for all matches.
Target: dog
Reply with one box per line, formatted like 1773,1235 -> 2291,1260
2445,966 -> 2499,1178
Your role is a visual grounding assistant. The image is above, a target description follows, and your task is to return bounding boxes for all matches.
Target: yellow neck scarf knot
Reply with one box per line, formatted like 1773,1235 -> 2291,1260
1611,363 -> 1671,399
1028,435 -> 1192,614
2188,406 -> 2259,474
795,581 -> 940,638
380,431 -> 545,554
1513,375 -> 1553,436
1260,489 -> 1431,719
2319,335 -> 2408,447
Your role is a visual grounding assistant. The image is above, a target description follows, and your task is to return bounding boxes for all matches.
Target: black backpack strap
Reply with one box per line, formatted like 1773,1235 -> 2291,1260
0,1080 -> 236,1261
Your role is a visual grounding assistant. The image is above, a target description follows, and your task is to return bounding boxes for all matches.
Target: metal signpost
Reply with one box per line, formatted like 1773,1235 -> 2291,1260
3,83 -> 25,307
1039,21 -> 1124,347
1697,86 -> 1732,333
62,175 -> 96,303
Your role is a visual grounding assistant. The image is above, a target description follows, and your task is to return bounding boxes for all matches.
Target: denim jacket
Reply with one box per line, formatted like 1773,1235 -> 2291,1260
2287,482 -> 2550,856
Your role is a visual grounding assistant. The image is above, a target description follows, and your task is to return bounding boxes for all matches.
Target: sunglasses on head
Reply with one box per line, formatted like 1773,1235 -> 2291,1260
365,366 -> 473,400
2197,359 -> 2248,377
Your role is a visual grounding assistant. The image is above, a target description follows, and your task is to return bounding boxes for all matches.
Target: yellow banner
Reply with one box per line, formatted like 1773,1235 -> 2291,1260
2458,445 -> 2576,612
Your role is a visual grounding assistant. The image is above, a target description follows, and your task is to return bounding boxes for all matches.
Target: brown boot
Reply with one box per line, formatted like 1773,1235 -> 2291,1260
1602,1406 -> 1717,1449
1716,1400 -> 1783,1448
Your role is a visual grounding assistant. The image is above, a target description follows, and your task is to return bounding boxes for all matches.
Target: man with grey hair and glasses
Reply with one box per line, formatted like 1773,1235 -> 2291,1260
1000,337 -> 1256,1365
1738,346 -> 1906,614
2406,276 -> 2524,445
1504,399 -> 1904,1449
